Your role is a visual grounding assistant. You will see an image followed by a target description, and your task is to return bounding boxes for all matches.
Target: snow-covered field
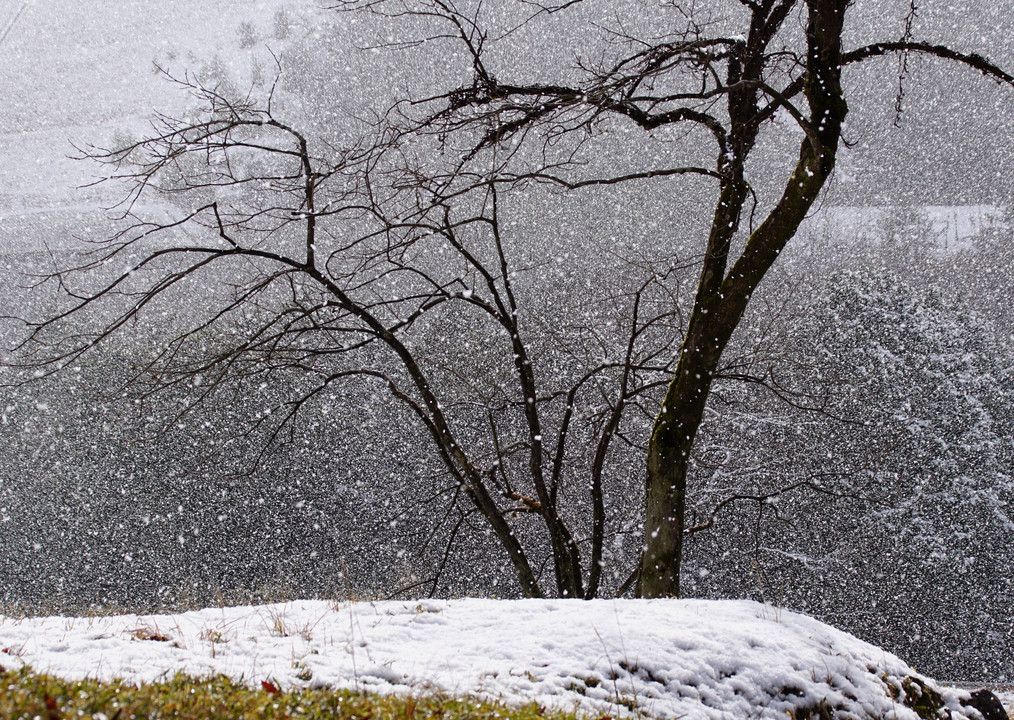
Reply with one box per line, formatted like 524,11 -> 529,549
0,599 -> 1007,720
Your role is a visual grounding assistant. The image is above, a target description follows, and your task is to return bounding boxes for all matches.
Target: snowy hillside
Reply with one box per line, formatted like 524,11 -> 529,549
799,205 -> 1006,250
0,599 -> 1008,720
0,0 -> 318,250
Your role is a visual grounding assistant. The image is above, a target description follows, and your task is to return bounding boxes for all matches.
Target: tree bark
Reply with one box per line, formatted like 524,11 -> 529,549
638,0 -> 849,599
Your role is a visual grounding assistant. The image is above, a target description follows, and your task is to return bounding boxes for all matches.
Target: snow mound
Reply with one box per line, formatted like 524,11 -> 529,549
0,599 -> 980,719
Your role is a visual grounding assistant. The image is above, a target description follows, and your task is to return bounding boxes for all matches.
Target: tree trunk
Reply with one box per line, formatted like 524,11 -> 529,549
638,0 -> 849,599
638,313 -> 728,598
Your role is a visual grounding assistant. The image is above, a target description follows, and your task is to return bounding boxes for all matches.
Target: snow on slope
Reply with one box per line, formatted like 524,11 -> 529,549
0,0 -> 319,251
799,205 -> 1006,249
0,598 -> 988,720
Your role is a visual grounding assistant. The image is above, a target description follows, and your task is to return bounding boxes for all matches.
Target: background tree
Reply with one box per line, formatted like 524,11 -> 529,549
681,256 -> 1014,679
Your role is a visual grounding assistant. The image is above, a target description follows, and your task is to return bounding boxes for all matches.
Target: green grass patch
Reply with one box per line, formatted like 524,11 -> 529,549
0,667 -> 584,720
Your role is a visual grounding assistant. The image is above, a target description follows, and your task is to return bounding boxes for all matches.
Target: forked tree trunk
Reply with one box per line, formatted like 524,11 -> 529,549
638,0 -> 850,599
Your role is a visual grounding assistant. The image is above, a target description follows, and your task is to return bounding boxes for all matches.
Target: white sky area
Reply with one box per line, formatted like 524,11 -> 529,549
2,599 -> 1009,720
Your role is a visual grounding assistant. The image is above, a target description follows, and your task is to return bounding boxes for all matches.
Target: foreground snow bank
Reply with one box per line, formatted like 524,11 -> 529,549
0,599 -> 982,719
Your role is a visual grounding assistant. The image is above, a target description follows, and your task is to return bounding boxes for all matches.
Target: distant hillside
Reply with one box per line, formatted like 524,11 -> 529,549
0,0 -> 314,241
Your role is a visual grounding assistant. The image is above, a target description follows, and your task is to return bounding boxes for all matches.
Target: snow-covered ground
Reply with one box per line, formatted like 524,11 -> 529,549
799,204 -> 1006,250
0,599 -> 1007,720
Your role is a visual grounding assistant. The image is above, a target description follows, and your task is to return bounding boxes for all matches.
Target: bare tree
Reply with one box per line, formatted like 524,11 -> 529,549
14,1 -> 1014,600
328,0 -> 1014,597
16,58 -> 698,598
